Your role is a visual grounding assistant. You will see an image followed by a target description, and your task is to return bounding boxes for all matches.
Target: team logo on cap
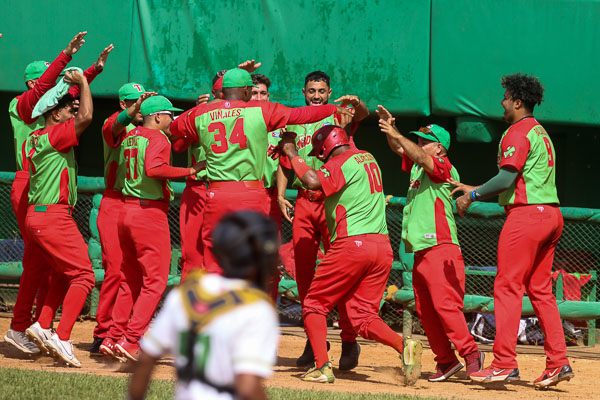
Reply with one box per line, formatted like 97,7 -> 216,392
44,62 -> 50,67
224,101 -> 231,108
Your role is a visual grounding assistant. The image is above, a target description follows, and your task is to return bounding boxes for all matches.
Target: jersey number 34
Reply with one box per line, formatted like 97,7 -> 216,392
209,119 -> 248,154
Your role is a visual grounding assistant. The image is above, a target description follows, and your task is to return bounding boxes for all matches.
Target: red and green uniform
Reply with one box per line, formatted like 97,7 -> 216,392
108,126 -> 174,343
284,112 -> 360,343
491,117 -> 567,370
24,119 -> 94,340
402,154 -> 479,365
178,138 -> 208,278
264,129 -> 283,236
302,149 -> 406,369
93,112 -> 136,339
170,100 -> 337,273
7,51 -> 72,332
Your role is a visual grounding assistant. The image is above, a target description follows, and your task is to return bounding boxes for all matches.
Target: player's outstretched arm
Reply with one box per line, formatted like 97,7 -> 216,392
279,131 -> 321,190
128,351 -> 158,400
235,374 -> 268,400
111,91 -> 157,138
64,70 -> 93,137
276,164 -> 294,223
376,105 -> 404,156
335,95 -> 369,121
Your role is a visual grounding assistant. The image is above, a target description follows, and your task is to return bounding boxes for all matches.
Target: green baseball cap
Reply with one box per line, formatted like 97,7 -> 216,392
410,124 -> 451,150
118,82 -> 146,100
222,68 -> 258,88
140,95 -> 183,117
24,61 -> 50,82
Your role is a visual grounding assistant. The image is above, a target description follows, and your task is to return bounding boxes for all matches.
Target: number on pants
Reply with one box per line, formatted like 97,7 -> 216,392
542,136 -> 554,167
364,162 -> 383,194
209,119 -> 247,154
124,148 -> 138,180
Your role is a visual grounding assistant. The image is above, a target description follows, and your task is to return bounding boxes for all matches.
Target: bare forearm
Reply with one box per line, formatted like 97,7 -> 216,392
74,80 -> 93,136
276,164 -> 289,199
392,131 -> 433,172
384,131 -> 405,156
353,99 -> 369,122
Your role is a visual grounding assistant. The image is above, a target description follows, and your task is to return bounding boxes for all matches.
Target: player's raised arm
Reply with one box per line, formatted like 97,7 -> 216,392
376,105 -> 405,156
335,95 -> 369,121
64,70 -> 92,137
279,131 -> 322,190
111,91 -> 156,138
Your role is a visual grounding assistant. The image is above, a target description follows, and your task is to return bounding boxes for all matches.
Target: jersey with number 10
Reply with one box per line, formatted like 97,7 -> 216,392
170,101 -> 291,182
497,117 -> 559,206
121,127 -> 174,203
317,149 -> 388,243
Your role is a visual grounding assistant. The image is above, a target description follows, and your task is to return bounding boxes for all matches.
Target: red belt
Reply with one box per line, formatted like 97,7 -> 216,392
187,178 -> 208,187
102,189 -> 123,200
504,203 -> 559,212
124,196 -> 169,211
208,180 -> 264,189
297,188 -> 325,202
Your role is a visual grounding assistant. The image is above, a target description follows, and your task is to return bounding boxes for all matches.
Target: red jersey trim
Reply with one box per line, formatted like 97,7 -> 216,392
434,197 -> 452,245
514,171 -> 528,204
102,111 -> 124,148
58,167 -> 70,205
335,204 -> 349,239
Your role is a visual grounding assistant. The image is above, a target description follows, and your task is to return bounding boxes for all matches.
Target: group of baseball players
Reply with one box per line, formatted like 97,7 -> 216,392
4,31 -> 574,398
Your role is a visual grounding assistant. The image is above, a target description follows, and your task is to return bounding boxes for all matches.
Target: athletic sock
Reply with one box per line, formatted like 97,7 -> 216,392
304,313 -> 329,368
56,286 -> 90,340
364,319 -> 404,353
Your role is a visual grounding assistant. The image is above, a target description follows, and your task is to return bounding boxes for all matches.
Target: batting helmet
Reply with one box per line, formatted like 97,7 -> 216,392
308,125 -> 349,160
211,211 -> 280,290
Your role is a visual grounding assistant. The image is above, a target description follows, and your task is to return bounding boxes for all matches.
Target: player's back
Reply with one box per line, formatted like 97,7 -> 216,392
141,273 -> 279,400
194,101 -> 270,182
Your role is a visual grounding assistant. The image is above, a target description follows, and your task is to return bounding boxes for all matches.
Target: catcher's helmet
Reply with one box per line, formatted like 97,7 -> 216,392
308,125 -> 349,160
211,211 -> 280,289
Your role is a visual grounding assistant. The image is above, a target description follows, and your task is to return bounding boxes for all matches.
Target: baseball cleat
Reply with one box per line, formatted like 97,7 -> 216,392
428,359 -> 464,382
464,350 -> 485,378
302,361 -> 335,383
296,339 -> 330,367
5,329 -> 41,354
90,336 -> 104,356
470,366 -> 520,383
401,339 -> 423,386
45,333 -> 81,368
533,365 -> 574,389
99,337 -> 117,357
339,341 -> 361,371
115,337 -> 140,362
25,322 -> 53,355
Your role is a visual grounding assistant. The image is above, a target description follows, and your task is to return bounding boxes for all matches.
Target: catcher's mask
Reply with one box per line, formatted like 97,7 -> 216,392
211,211 -> 280,290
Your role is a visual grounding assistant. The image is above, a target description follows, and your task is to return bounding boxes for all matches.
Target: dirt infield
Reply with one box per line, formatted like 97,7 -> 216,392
0,315 -> 597,399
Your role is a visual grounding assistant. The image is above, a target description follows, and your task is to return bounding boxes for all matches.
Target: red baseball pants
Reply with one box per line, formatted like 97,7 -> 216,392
303,234 -> 402,368
25,205 -> 95,340
9,172 -> 49,331
93,190 -> 124,338
202,181 -> 268,274
293,194 -> 356,342
413,244 -> 479,364
109,198 -> 171,343
492,204 -> 567,369
265,187 -> 282,302
179,181 -> 207,280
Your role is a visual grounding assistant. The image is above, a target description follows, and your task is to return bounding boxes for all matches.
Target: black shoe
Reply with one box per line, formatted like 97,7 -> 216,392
90,337 -> 104,356
296,339 -> 330,367
339,341 -> 361,371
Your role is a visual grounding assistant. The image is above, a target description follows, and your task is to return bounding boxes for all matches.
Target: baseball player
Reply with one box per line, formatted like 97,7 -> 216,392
128,211 -> 280,400
277,71 -> 369,370
279,125 -> 422,385
90,84 -> 154,355
451,73 -> 574,388
100,96 -> 204,362
22,70 -> 96,367
4,32 -> 89,354
377,106 -> 484,382
169,68 -> 350,274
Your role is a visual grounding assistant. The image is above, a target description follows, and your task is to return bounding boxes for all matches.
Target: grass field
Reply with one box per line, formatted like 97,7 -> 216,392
0,367 -> 446,400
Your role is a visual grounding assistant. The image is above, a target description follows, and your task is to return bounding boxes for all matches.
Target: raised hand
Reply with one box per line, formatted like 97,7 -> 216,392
64,70 -> 86,86
334,95 -> 361,107
238,59 -> 262,73
64,32 -> 87,56
196,94 -> 210,105
133,91 -> 157,111
335,105 -> 354,117
94,44 -> 114,72
376,105 -> 395,125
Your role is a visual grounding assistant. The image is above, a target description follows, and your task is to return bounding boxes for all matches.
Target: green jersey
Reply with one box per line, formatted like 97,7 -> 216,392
318,149 -> 388,242
26,119 -> 79,206
9,97 -> 45,172
287,114 -> 336,189
121,127 -> 174,202
401,155 -> 460,253
188,141 -> 207,181
102,111 -> 135,192
170,101 -> 291,182
497,117 -> 559,206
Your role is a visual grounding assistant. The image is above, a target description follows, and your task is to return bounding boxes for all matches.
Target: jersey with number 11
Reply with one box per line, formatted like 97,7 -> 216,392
497,117 -> 559,206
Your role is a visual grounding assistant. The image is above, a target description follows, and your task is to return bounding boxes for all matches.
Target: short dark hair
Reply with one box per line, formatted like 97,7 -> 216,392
212,70 -> 227,85
251,74 -> 271,89
305,71 -> 330,87
501,73 -> 544,111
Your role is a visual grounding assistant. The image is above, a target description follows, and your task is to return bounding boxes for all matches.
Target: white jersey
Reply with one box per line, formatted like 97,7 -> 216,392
141,273 -> 279,400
